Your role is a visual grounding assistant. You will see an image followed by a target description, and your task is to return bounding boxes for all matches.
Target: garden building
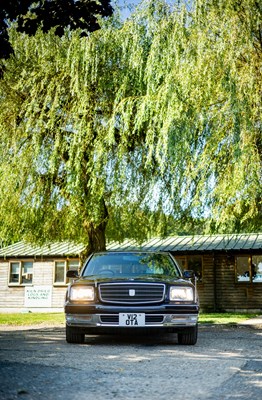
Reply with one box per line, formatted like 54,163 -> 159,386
0,233 -> 261,312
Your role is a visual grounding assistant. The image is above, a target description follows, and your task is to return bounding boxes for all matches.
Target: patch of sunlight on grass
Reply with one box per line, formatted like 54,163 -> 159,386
199,313 -> 259,325
0,313 -> 65,325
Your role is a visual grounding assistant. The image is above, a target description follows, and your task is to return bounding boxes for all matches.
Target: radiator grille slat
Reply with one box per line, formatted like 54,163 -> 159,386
99,283 -> 165,304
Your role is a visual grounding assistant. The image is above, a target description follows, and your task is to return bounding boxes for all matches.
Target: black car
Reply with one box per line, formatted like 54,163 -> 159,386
65,251 -> 199,345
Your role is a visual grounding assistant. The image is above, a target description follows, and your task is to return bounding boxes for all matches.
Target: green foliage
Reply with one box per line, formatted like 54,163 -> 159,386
0,0 -> 113,59
0,0 -> 261,251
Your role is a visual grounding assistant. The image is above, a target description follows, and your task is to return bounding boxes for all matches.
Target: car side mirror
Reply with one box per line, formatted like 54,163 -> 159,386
66,270 -> 79,278
183,270 -> 195,279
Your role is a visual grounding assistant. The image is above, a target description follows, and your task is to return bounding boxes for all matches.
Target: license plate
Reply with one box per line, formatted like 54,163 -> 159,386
119,313 -> 145,327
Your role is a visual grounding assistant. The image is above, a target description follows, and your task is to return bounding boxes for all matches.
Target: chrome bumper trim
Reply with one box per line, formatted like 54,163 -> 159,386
66,313 -> 198,327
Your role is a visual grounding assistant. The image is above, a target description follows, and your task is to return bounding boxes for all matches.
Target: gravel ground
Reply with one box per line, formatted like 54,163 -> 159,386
0,324 -> 261,400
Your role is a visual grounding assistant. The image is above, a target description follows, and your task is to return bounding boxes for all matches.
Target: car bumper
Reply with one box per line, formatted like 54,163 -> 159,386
65,303 -> 199,329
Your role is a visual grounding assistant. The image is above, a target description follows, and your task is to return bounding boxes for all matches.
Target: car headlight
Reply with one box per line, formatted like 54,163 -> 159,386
69,286 -> 95,301
170,286 -> 194,301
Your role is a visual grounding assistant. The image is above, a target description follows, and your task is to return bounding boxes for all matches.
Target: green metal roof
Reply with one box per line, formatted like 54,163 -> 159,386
107,233 -> 262,252
0,241 -> 85,258
0,234 -> 261,258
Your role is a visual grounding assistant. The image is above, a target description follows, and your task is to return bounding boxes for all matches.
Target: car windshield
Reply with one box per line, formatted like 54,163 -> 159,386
82,252 -> 181,278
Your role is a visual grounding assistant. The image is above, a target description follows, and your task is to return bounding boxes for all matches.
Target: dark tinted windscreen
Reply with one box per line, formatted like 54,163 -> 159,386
82,252 -> 181,278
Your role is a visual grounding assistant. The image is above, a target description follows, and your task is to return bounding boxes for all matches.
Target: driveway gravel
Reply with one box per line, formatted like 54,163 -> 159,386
0,324 -> 261,400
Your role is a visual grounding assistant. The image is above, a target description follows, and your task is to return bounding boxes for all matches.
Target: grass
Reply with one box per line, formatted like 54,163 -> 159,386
0,312 -> 65,326
0,312 -> 259,326
199,313 -> 259,325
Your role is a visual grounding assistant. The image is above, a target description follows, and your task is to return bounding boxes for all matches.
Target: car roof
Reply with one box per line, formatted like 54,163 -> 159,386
90,250 -> 172,255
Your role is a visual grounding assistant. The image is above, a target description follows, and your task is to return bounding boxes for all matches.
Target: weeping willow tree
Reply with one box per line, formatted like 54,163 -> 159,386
0,0 -> 261,255
111,0 -> 262,233
0,3 -> 176,253
185,0 -> 262,231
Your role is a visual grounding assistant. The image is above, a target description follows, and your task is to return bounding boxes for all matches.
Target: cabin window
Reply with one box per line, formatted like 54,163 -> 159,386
236,255 -> 262,283
175,255 -> 203,282
54,259 -> 79,285
54,261 -> 65,283
9,261 -> 33,285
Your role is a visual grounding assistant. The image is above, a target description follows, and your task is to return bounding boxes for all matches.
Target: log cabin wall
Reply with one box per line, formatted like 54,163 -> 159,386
200,254 -> 216,311
214,253 -> 262,312
0,257 -> 77,311
173,251 -> 262,312
173,253 -> 216,312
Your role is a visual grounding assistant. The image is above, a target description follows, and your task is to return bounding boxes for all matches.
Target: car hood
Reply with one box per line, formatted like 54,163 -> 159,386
72,275 -> 194,286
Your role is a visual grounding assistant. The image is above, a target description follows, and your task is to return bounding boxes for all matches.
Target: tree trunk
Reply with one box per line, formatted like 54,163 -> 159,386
80,200 -> 108,265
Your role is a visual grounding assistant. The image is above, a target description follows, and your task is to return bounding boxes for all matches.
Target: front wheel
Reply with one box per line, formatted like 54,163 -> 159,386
177,325 -> 198,345
66,325 -> 85,344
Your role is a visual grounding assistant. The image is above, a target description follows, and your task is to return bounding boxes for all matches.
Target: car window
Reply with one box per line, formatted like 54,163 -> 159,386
82,253 -> 181,278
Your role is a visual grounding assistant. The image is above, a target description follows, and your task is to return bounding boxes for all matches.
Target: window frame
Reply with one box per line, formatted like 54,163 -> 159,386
53,258 -> 80,286
235,254 -> 262,284
8,260 -> 34,286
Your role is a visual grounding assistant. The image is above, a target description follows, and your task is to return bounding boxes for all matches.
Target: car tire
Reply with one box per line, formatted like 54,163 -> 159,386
66,325 -> 85,344
177,325 -> 198,345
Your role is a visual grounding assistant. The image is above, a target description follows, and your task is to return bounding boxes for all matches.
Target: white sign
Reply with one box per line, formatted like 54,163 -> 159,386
24,286 -> 52,307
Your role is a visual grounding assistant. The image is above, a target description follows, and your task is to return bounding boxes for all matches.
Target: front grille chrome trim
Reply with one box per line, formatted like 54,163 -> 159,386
98,282 -> 165,305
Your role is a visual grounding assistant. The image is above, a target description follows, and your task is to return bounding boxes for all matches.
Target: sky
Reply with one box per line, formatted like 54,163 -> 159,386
115,0 -> 142,19
115,1 -> 179,20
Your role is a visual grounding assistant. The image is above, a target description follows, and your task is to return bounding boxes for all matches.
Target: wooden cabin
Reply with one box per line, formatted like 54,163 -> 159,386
0,234 -> 261,312
108,234 -> 262,312
0,242 -> 84,312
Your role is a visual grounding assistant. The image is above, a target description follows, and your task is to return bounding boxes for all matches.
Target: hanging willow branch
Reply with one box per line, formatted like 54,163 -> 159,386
0,0 -> 261,249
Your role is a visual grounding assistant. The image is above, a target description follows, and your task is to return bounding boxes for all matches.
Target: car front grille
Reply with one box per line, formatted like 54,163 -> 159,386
100,314 -> 164,325
98,283 -> 165,304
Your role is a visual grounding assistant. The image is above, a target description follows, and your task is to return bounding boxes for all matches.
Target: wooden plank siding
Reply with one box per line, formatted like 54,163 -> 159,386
214,254 -> 262,312
33,260 -> 53,286
172,252 -> 262,312
52,287 -> 67,308
33,260 -> 67,308
0,261 -> 25,308
198,254 -> 215,311
215,254 -> 237,311
0,259 -> 69,311
172,253 -> 216,312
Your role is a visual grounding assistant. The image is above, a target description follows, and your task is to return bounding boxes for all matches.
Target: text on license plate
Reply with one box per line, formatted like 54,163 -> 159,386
119,313 -> 145,327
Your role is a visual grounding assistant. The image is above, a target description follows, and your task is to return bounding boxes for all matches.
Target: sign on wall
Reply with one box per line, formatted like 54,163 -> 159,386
24,286 -> 52,307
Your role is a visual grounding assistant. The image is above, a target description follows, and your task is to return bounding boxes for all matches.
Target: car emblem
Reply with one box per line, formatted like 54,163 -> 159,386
129,289 -> 135,296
